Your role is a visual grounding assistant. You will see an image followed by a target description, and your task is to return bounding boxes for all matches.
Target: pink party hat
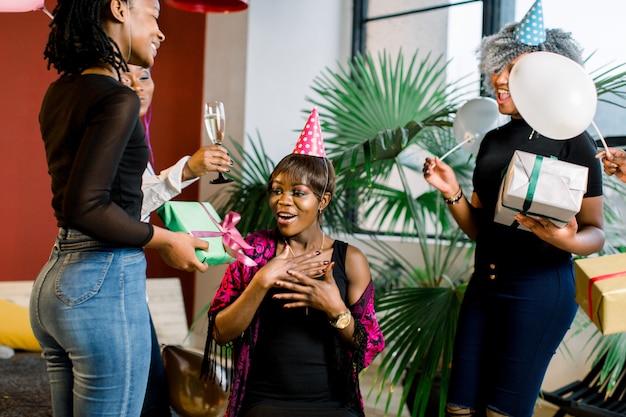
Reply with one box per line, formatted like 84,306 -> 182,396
514,0 -> 546,46
292,107 -> 326,157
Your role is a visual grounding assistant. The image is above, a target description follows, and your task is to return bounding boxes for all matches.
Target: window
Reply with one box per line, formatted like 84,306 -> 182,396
354,0 -> 626,138
348,0 -> 626,234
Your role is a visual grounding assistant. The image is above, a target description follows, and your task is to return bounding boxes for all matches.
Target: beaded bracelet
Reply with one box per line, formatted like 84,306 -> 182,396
444,188 -> 463,205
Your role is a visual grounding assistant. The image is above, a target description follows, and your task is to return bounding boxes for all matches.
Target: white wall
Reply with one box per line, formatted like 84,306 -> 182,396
243,0 -> 352,164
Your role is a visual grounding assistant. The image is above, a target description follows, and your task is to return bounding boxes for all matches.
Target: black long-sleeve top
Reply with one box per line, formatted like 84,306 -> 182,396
472,118 -> 602,271
40,74 -> 154,247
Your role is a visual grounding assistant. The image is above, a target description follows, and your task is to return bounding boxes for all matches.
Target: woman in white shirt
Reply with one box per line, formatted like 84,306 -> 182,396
121,64 -> 232,417
120,65 -> 232,222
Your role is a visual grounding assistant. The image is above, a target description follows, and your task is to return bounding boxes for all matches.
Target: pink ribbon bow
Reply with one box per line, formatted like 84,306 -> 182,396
190,204 -> 257,267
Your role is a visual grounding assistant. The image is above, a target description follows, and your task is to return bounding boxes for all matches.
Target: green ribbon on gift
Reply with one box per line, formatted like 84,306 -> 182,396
510,154 -> 544,229
502,154 -> 573,228
522,155 -> 543,213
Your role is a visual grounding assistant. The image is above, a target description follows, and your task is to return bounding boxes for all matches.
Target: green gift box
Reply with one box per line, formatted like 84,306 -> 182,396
157,201 -> 235,265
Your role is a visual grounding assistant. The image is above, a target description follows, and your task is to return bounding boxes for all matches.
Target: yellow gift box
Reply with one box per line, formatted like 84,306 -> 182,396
574,253 -> 626,335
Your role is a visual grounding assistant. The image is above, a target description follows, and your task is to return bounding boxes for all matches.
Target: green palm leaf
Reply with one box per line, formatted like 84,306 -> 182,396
308,50 -> 469,184
208,132 -> 276,236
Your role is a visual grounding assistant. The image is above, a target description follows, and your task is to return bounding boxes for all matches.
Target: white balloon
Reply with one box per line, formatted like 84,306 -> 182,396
452,97 -> 500,155
0,0 -> 43,12
509,51 -> 597,140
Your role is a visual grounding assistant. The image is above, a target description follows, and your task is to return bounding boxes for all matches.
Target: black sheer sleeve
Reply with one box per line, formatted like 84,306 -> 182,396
62,86 -> 153,246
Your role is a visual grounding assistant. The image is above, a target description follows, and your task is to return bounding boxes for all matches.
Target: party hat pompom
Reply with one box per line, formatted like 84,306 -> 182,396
514,0 -> 546,46
292,107 -> 326,158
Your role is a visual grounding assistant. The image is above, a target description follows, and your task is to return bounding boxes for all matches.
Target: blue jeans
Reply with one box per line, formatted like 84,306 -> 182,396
30,228 -> 151,417
447,259 -> 578,417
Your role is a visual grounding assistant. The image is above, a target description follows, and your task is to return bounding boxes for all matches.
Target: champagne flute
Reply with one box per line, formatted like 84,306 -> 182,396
204,101 -> 233,184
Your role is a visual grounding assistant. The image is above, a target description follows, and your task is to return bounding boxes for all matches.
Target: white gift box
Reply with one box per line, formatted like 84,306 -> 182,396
494,150 -> 588,230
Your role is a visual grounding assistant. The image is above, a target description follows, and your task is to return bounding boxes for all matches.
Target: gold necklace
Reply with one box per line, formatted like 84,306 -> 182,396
284,233 -> 325,258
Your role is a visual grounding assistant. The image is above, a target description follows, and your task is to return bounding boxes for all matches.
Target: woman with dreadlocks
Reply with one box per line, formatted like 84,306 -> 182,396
422,1 -> 604,416
29,1 -> 209,416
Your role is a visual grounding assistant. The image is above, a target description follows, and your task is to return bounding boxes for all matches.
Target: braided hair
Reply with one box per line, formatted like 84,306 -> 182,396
44,0 -> 129,77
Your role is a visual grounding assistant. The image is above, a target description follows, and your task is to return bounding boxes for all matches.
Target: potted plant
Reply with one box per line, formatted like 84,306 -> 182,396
206,49 -> 474,417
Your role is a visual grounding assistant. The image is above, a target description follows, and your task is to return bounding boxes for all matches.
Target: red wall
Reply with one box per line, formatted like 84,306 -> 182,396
0,4 -> 206,323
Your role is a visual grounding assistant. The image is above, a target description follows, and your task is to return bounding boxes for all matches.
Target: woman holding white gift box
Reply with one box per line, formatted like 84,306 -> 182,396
422,2 -> 605,416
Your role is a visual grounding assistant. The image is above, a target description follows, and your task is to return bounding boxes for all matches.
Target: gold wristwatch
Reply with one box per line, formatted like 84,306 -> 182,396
329,311 -> 352,329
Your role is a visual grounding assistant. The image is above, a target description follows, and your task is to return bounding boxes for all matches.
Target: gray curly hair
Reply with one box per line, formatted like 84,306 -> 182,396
478,22 -> 584,95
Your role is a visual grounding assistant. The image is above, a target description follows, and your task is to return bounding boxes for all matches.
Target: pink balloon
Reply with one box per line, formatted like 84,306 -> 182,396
0,0 -> 44,13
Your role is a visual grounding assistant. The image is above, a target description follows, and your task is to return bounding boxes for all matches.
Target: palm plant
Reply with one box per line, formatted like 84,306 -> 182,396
208,49 -> 476,417
308,50 -> 474,235
570,170 -> 626,396
304,49 -> 477,417
208,131 -> 276,236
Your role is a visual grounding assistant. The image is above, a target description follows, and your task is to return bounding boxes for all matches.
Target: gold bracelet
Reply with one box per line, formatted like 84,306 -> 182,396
444,188 -> 463,205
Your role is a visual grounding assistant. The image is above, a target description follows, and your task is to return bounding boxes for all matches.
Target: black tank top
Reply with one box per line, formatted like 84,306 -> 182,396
242,240 -> 349,411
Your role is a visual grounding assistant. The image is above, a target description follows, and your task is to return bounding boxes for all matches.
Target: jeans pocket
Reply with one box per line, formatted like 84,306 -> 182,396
55,251 -> 114,307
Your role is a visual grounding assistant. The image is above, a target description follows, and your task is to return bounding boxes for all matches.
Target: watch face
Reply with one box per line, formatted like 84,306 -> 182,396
334,313 -> 351,329
336,316 -> 351,329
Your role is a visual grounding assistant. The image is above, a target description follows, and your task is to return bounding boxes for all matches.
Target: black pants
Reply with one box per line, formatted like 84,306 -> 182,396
141,316 -> 172,417
243,402 -> 359,417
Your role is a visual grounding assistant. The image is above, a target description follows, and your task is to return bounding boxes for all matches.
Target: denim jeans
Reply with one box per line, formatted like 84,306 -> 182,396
30,228 -> 151,417
446,259 -> 577,417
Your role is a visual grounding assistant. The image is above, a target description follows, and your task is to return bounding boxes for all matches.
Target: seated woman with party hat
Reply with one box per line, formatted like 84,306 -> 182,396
201,108 -> 385,417
423,1 -> 604,416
